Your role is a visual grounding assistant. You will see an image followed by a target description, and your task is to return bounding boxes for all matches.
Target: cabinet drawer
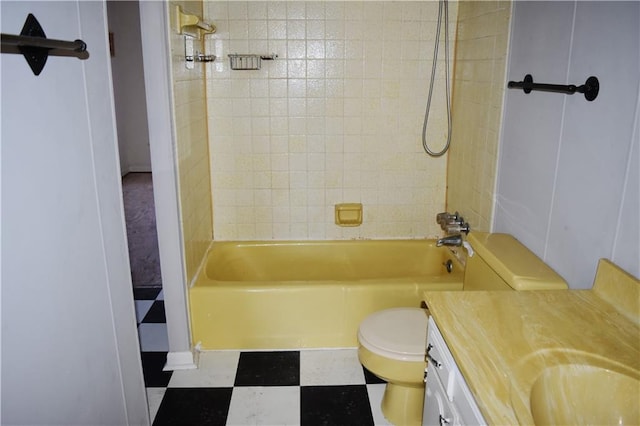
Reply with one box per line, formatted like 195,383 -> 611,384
425,317 -> 487,426
424,362 -> 459,426
426,317 -> 456,399
451,368 -> 486,425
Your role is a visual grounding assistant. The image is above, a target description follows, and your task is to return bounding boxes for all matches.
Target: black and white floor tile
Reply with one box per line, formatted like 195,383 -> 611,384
134,288 -> 392,425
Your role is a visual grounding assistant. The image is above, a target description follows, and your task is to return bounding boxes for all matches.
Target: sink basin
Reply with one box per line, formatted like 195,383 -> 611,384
529,364 -> 640,425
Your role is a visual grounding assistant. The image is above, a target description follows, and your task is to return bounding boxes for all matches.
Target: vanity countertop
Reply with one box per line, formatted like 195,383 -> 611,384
423,259 -> 640,425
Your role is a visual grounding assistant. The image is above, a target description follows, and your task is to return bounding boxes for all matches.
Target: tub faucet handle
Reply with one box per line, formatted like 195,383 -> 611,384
436,212 -> 449,224
445,222 -> 470,235
436,211 -> 460,226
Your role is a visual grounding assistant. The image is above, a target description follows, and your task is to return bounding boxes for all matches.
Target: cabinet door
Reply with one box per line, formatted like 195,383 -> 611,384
451,370 -> 487,426
423,374 -> 458,426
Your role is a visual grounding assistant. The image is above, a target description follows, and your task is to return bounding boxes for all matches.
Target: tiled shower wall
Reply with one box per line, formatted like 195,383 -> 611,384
446,1 -> 511,232
169,1 -> 214,282
204,1 -> 458,240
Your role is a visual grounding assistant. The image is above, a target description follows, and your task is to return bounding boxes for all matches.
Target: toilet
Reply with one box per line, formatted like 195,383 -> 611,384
357,232 -> 568,425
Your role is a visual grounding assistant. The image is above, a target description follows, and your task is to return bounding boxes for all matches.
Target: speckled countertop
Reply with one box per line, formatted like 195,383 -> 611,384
423,259 -> 640,425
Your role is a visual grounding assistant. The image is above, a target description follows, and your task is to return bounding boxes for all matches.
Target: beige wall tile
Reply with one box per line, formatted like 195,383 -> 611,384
169,1 -> 214,281
447,1 -> 511,232
205,0 -> 458,240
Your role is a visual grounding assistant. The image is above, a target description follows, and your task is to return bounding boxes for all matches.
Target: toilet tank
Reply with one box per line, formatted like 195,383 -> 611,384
463,233 -> 568,291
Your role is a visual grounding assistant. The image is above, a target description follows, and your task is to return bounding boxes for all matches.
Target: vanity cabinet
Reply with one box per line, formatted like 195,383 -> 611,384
423,317 -> 486,426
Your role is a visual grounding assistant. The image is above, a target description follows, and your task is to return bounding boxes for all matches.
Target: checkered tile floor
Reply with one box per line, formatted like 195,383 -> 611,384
134,287 -> 392,425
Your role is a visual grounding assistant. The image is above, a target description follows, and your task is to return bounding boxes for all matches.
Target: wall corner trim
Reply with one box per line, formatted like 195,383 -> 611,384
163,350 -> 197,371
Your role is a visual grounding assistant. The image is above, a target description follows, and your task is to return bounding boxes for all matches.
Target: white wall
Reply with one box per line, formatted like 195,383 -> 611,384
1,1 -> 148,424
495,1 -> 639,288
108,0 -> 152,175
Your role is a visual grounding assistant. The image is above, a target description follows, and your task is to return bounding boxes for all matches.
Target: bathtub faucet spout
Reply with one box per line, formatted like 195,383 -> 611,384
436,234 -> 463,247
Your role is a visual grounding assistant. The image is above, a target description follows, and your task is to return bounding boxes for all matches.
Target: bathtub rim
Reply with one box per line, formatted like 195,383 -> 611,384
193,238 -> 466,286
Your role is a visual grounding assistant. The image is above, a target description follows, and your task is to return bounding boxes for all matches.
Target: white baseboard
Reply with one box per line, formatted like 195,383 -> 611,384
163,350 -> 198,371
127,165 -> 152,173
120,165 -> 152,177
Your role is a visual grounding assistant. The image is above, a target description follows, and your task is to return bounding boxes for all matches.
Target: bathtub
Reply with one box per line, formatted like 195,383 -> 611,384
189,240 -> 463,350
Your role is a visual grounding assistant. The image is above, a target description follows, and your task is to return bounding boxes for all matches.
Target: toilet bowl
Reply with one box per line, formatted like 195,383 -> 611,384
357,232 -> 568,425
357,307 -> 428,426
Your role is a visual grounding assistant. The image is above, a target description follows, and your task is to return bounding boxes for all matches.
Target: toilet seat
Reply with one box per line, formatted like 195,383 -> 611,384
357,308 -> 428,362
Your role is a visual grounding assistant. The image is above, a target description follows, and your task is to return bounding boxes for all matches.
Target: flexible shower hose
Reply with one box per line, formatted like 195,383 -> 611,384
422,0 -> 452,157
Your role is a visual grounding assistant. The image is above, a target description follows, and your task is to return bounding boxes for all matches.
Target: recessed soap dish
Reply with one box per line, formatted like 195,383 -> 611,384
335,203 -> 363,227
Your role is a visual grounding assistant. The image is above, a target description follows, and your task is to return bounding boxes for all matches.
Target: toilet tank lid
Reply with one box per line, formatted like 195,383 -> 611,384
467,233 -> 568,290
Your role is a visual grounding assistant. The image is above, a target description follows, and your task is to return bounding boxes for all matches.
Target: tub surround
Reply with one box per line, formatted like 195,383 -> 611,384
423,259 -> 640,424
446,1 -> 512,232
205,1 -> 458,241
169,1 -> 214,282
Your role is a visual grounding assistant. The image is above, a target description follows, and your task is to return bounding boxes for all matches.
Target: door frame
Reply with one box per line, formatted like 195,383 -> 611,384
139,1 -> 194,370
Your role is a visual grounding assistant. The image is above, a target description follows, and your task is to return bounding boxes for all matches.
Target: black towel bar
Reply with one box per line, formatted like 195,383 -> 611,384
2,33 -> 86,53
508,74 -> 599,101
1,13 -> 89,76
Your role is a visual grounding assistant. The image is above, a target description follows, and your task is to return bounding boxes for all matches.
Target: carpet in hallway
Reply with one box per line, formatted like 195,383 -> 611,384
122,172 -> 162,288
